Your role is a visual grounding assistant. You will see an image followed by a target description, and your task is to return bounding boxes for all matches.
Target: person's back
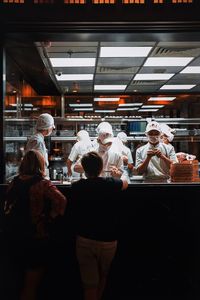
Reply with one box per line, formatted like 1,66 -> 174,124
72,176 -> 123,241
71,151 -> 127,300
3,175 -> 42,242
3,150 -> 67,300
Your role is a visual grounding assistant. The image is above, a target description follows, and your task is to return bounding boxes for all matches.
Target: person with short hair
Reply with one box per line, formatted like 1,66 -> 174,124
135,121 -> 177,182
71,151 -> 128,300
26,113 -> 55,169
4,149 -> 67,300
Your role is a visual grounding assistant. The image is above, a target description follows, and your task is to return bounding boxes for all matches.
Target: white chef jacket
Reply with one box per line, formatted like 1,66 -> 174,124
26,132 -> 49,167
96,146 -> 124,178
135,142 -> 178,181
68,140 -> 94,163
121,144 -> 133,164
68,140 -> 94,178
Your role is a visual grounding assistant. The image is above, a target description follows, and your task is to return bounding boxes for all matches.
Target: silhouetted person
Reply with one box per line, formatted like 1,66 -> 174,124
71,151 -> 128,300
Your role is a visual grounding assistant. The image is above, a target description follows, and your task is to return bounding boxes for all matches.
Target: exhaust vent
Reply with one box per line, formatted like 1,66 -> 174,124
151,47 -> 200,57
132,80 -> 165,86
97,66 -> 139,74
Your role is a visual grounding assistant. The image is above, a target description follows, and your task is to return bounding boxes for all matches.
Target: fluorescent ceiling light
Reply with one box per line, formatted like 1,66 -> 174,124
180,66 -> 200,74
74,108 -> 93,111
11,103 -> 33,107
94,85 -> 126,91
56,74 -> 93,81
23,103 -> 33,107
95,110 -> 115,113
117,108 -> 139,111
94,97 -> 120,102
144,57 -> 193,67
160,84 -> 196,90
138,109 -> 159,112
134,73 -> 174,80
148,97 -> 176,101
69,104 -> 93,107
50,58 -> 96,67
141,105 -> 164,108
5,110 -> 17,113
100,47 -> 152,57
118,103 -> 143,107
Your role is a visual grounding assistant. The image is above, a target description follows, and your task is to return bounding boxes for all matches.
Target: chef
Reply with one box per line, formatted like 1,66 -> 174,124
160,123 -> 175,148
25,113 -> 55,169
135,121 -> 177,182
67,130 -> 94,177
74,125 -> 124,179
116,132 -> 134,172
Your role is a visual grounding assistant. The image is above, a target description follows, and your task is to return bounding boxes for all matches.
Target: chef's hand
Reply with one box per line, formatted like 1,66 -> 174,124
122,155 -> 128,165
110,166 -> 122,178
147,150 -> 156,158
155,149 -> 164,158
67,170 -> 72,177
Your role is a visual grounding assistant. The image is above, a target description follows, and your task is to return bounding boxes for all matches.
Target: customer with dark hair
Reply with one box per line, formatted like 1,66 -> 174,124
3,150 -> 67,300
71,151 -> 128,300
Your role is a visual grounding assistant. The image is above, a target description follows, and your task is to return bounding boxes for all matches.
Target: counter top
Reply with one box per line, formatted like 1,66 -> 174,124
50,180 -> 200,187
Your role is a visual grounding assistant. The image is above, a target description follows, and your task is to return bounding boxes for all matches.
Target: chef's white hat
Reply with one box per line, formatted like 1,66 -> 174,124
36,113 -> 55,130
117,132 -> 128,143
96,122 -> 113,135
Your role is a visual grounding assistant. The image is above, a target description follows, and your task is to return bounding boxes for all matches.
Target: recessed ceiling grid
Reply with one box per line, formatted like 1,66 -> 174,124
36,41 -> 200,114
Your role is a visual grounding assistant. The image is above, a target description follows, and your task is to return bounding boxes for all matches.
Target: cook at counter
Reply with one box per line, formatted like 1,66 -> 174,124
74,124 -> 124,179
25,113 -> 55,170
135,121 -> 178,182
66,130 -> 94,177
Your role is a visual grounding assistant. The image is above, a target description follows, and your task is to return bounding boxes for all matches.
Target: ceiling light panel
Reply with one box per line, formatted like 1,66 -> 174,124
144,57 -> 193,67
94,98 -> 120,102
94,85 -> 126,90
138,109 -> 159,112
117,108 -> 139,111
95,110 -> 115,113
100,47 -> 152,57
134,74 -> 174,80
180,66 -> 200,74
74,108 -> 93,111
141,105 -> 164,108
69,104 -> 93,107
118,103 -> 143,107
56,74 -> 94,81
160,84 -> 196,90
148,97 -> 176,101
50,58 -> 96,67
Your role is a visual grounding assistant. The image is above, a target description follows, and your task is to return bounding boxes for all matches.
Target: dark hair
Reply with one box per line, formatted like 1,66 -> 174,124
81,151 -> 103,178
19,150 -> 45,177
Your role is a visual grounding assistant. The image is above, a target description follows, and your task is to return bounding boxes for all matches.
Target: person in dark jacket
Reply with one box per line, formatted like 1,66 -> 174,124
4,150 -> 67,300
71,151 -> 128,300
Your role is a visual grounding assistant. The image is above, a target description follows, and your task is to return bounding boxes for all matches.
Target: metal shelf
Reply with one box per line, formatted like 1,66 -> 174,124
5,117 -> 200,125
4,137 -> 28,141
